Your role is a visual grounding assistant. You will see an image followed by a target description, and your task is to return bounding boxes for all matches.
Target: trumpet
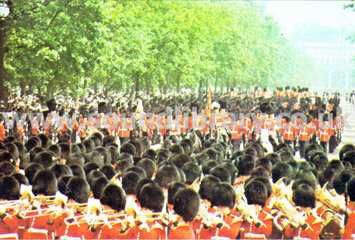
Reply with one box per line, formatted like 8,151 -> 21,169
0,200 -> 18,205
20,189 -> 56,205
63,209 -> 166,234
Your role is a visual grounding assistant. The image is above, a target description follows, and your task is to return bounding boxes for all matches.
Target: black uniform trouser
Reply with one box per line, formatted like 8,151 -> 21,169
329,135 -> 336,153
231,139 -> 242,152
284,140 -> 293,153
320,141 -> 328,154
299,140 -> 308,159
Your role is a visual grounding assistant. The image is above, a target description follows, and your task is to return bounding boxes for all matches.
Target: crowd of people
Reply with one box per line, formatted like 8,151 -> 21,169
0,86 -> 353,239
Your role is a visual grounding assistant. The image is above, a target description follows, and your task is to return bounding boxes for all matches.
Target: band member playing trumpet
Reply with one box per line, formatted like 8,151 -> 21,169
98,183 -> 135,239
136,183 -> 166,240
169,188 -> 200,239
239,180 -> 273,240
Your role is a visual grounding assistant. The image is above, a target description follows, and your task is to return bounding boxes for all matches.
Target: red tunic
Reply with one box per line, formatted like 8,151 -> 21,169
299,125 -> 312,142
318,126 -> 331,142
231,121 -> 243,140
136,218 -> 166,240
168,223 -> 194,239
22,208 -> 54,240
284,211 -> 323,239
239,208 -> 273,240
99,219 -> 136,239
212,214 -> 243,239
0,210 -> 21,239
283,124 -> 296,141
342,202 -> 355,239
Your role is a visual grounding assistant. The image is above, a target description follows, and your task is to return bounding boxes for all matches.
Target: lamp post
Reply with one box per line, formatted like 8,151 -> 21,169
0,1 -> 9,105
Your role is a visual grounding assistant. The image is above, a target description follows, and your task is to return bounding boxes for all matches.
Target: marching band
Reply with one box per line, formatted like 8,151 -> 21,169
0,86 -> 353,239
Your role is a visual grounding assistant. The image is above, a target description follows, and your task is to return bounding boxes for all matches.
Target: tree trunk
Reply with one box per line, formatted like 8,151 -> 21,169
37,86 -> 42,98
83,78 -> 88,98
165,69 -> 170,94
94,79 -> 98,93
0,21 -> 7,103
146,77 -> 150,96
221,77 -> 225,94
46,81 -> 54,101
19,80 -> 26,97
158,80 -> 163,93
135,71 -> 140,98
199,77 -> 203,96
214,71 -> 218,92
176,70 -> 181,92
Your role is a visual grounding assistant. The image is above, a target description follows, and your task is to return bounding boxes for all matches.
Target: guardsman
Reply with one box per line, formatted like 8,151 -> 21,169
0,176 -> 21,240
342,176 -> 355,239
31,117 -> 40,136
284,183 -> 323,239
298,115 -> 313,159
168,188 -> 200,239
98,183 -> 135,239
158,114 -> 168,141
59,177 -> 91,239
282,117 -> 297,152
118,111 -> 132,144
209,183 -> 243,239
22,170 -> 58,239
231,119 -> 243,152
0,121 -> 6,141
136,183 -> 166,240
318,113 -> 331,154
239,180 -> 273,239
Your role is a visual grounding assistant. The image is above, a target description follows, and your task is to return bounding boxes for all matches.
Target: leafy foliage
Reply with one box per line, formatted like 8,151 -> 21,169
4,0 -> 314,98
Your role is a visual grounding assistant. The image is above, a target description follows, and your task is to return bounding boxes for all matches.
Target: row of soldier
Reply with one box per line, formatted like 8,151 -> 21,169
1,87 -> 343,160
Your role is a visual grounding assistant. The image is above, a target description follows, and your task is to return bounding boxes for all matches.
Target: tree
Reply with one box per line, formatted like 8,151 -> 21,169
2,0 -> 315,99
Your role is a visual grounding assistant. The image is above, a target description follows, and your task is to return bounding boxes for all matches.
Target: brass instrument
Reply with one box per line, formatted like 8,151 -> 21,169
234,195 -> 264,227
315,183 -> 345,239
271,177 -> 294,205
110,172 -> 123,187
271,178 -> 307,231
272,197 -> 304,231
189,177 -> 200,192
316,183 -> 346,214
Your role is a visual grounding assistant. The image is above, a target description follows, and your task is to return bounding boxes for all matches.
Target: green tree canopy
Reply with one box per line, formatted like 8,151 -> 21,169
4,0 -> 314,99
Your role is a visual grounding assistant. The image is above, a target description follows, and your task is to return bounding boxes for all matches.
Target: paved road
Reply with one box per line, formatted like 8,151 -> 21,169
327,98 -> 355,160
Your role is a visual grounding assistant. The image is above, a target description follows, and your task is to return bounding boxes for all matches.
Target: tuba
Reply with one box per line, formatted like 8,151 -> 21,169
271,177 -> 294,204
315,183 -> 345,239
271,178 -> 305,231
272,197 -> 304,231
316,183 -> 346,214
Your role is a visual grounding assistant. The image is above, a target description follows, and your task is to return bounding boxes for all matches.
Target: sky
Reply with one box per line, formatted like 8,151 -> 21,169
256,1 -> 355,40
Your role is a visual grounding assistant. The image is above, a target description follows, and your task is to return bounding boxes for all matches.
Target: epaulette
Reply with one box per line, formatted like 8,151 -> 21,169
231,215 -> 243,225
151,221 -> 164,231
262,210 -> 274,221
310,209 -> 325,225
